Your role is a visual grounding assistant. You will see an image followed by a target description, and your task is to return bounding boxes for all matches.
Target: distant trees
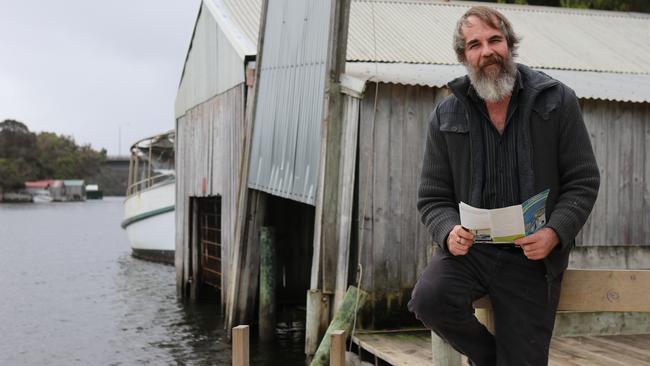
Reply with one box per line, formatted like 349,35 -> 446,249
0,119 -> 107,190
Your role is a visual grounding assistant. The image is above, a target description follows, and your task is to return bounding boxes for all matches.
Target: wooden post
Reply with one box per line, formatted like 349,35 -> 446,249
190,198 -> 200,301
329,330 -> 346,366
475,308 -> 495,334
258,226 -> 276,342
333,96 -> 360,311
431,332 -> 461,366
305,289 -> 323,357
232,325 -> 249,366
226,0 -> 269,332
310,286 -> 367,366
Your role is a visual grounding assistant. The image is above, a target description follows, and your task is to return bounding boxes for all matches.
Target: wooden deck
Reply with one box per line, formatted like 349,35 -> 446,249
351,330 -> 650,365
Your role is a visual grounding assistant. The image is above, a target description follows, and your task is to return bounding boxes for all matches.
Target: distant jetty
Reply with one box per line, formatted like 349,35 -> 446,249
0,179 -> 104,203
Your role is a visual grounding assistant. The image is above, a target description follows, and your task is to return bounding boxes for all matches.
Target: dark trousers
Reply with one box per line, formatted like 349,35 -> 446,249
408,244 -> 562,366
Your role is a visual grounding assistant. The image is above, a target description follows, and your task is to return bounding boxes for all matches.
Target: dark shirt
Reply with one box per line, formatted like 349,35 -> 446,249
468,74 -> 523,209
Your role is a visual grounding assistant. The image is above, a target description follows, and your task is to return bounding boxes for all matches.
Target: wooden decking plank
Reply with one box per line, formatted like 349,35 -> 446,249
563,336 -> 650,365
550,339 -> 613,366
352,332 -> 432,365
576,335 -> 650,362
353,331 -> 650,366
548,351 -> 590,366
551,337 -> 632,366
603,334 -> 650,352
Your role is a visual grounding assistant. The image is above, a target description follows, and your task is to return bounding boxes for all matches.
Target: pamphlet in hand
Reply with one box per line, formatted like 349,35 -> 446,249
459,189 -> 550,244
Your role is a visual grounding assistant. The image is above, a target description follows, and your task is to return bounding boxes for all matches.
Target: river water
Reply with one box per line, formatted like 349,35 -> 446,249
0,197 -> 305,365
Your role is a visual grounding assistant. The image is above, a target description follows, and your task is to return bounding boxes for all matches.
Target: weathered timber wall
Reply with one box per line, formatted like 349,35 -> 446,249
578,99 -> 650,247
176,83 -> 247,304
356,83 -> 448,327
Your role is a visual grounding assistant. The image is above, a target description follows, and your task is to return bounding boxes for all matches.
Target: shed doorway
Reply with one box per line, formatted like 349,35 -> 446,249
195,196 -> 222,299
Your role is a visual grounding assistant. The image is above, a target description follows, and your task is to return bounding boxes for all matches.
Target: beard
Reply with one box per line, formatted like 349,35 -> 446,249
466,52 -> 517,102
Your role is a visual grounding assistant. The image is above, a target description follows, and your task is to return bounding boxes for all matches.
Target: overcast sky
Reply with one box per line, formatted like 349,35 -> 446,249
0,0 -> 200,156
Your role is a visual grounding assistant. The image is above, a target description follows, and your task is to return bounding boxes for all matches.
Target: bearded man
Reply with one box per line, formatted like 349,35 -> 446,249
408,6 -> 600,366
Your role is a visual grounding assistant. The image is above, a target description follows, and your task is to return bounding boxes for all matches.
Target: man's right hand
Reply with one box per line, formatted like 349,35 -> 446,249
447,225 -> 474,256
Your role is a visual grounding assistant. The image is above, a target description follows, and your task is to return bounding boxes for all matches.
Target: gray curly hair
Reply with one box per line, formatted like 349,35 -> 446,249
453,6 -> 520,63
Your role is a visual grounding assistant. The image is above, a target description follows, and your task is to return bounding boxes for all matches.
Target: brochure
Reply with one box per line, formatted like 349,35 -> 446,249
459,189 -> 550,243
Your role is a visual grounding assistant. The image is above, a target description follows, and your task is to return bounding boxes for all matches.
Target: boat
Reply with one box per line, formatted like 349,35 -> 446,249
121,130 -> 175,264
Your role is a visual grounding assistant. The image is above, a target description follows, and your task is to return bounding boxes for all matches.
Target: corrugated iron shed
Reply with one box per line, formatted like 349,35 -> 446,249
175,0 -> 650,117
247,0 -> 333,205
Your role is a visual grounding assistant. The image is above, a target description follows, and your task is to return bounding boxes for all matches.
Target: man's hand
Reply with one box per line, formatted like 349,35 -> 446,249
514,227 -> 560,260
447,225 -> 474,256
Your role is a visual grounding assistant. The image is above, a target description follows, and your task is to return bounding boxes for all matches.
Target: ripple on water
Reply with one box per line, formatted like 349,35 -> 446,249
0,198 -> 305,365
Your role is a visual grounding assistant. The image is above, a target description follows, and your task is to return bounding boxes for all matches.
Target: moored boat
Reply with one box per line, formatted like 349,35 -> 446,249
121,130 -> 175,264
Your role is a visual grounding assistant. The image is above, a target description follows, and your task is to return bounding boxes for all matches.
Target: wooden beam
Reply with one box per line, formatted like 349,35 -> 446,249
258,226 -> 276,342
226,0 -> 269,332
334,96 -> 360,311
232,325 -> 249,366
330,330 -> 346,366
474,308 -> 495,334
306,289 -> 324,357
190,198 -> 200,301
312,0 -> 352,295
431,332 -> 461,366
474,269 -> 650,312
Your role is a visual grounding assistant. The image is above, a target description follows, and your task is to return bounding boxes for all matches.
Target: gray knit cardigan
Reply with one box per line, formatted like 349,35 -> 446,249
417,64 -> 600,279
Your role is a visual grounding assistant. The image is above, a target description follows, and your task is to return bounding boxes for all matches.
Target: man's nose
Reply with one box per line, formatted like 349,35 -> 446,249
481,44 -> 494,58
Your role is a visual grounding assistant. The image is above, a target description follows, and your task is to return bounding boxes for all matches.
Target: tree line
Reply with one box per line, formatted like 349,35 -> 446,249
0,119 -> 107,190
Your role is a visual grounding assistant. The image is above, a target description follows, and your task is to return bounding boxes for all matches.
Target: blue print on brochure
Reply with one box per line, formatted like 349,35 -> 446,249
522,189 -> 550,236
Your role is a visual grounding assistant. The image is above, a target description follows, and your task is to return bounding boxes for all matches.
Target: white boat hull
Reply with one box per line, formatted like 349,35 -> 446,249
122,181 -> 175,263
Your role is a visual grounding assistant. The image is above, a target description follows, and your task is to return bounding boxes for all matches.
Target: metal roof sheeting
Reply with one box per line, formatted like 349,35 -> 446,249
176,0 -> 650,106
175,0 -> 263,118
248,0 -> 332,205
345,62 -> 650,103
347,0 -> 650,75
204,0 -> 262,58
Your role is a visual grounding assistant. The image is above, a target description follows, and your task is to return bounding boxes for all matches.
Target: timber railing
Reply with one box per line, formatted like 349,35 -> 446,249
126,173 -> 174,196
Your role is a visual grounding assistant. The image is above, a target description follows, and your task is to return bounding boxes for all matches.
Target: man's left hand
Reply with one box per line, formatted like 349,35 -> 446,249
514,227 -> 560,260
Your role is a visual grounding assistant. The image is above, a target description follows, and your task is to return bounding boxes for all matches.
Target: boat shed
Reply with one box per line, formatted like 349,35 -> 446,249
49,180 -> 65,201
175,0 -> 650,357
63,180 -> 86,201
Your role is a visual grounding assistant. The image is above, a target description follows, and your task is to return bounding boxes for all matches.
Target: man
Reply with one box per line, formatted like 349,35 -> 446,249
408,6 -> 599,366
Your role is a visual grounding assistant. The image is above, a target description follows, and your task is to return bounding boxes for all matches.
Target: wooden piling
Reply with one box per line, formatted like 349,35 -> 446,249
258,226 -> 276,342
431,332 -> 461,366
310,286 -> 367,366
329,330 -> 346,366
232,325 -> 249,366
305,289 -> 323,357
